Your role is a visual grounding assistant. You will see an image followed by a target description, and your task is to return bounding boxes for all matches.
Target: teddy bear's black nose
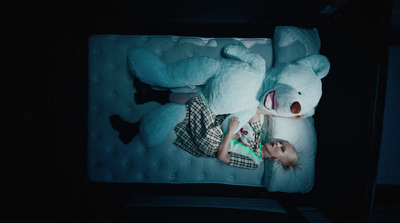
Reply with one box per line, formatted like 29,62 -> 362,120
291,102 -> 301,114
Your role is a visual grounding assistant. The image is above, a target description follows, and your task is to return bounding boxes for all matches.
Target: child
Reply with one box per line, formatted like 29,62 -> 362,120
223,117 -> 299,170
173,96 -> 299,170
110,78 -> 299,170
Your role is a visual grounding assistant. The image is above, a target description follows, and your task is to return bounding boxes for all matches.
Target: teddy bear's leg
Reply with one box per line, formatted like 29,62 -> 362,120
139,103 -> 187,147
128,48 -> 168,87
223,45 -> 266,74
220,107 -> 258,134
128,48 -> 220,88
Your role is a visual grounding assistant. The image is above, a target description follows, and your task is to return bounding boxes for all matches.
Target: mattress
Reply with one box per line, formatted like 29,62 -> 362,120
88,35 -> 273,186
88,31 -> 317,193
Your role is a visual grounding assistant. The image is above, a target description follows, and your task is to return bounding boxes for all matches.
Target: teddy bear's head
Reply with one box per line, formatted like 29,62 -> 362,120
258,54 -> 330,117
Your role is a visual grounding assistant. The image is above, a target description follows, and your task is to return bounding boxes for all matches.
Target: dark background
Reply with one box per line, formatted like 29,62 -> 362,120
15,0 -> 398,222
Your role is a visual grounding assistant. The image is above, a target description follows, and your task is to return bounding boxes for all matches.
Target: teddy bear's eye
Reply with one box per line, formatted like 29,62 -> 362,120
298,92 -> 302,95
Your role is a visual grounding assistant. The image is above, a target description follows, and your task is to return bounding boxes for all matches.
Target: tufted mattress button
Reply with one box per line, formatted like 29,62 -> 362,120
94,77 -> 102,84
94,104 -> 102,113
127,105 -> 135,114
106,173 -> 113,181
110,146 -> 119,155
172,36 -> 179,42
125,160 -> 132,168
142,174 -> 147,182
110,173 -> 116,180
106,145 -> 113,153
120,159 -> 127,167
110,91 -> 118,99
170,174 -> 175,179
91,159 -> 102,168
92,132 -> 101,140
111,64 -> 118,71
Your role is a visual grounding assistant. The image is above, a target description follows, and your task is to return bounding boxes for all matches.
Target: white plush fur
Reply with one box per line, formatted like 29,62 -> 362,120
139,103 -> 187,147
257,54 -> 330,117
128,45 -> 329,147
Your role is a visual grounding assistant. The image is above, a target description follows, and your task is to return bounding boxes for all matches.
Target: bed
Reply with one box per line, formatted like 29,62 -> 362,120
88,26 -> 321,193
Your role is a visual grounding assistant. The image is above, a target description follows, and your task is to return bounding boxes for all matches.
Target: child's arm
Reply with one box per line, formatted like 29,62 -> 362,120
257,107 -> 304,119
217,117 -> 239,164
249,109 -> 262,123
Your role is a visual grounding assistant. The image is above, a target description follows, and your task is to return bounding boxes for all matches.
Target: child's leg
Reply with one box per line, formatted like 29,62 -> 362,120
134,77 -> 171,105
169,92 -> 199,104
134,77 -> 198,105
109,115 -> 139,144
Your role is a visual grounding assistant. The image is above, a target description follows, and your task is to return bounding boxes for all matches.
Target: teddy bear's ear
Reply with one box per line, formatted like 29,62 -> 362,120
297,54 -> 330,79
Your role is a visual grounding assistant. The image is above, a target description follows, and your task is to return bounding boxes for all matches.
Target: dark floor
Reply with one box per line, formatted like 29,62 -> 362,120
15,0 -> 399,222
120,207 -> 292,223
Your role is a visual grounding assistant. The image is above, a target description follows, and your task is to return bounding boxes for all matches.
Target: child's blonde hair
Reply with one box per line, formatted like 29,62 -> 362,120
279,143 -> 300,170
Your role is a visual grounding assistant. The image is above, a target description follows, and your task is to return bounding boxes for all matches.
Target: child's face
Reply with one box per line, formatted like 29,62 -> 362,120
262,141 -> 293,159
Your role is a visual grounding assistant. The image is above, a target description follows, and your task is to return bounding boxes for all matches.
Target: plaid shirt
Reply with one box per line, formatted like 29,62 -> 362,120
174,97 -> 263,169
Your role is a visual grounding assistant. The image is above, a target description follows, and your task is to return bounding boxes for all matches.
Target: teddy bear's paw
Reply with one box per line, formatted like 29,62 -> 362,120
222,44 -> 244,57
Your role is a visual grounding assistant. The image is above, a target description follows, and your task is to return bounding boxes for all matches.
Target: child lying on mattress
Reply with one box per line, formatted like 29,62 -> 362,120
110,78 -> 299,170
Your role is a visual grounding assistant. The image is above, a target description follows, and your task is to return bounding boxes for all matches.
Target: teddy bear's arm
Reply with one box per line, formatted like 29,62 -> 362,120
128,48 -> 221,88
220,107 -> 258,134
223,45 -> 266,74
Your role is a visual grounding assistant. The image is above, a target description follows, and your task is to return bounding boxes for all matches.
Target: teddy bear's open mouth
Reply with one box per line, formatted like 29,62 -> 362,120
264,91 -> 277,110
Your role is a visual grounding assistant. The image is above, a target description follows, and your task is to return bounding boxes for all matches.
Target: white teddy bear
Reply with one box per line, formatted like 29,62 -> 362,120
127,44 -> 330,147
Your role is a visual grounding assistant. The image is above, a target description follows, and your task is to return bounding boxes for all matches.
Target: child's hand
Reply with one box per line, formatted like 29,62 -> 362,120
290,114 -> 304,119
228,117 -> 240,133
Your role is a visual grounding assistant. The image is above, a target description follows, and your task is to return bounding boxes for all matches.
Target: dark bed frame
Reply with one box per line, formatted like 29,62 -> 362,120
18,0 -> 395,222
